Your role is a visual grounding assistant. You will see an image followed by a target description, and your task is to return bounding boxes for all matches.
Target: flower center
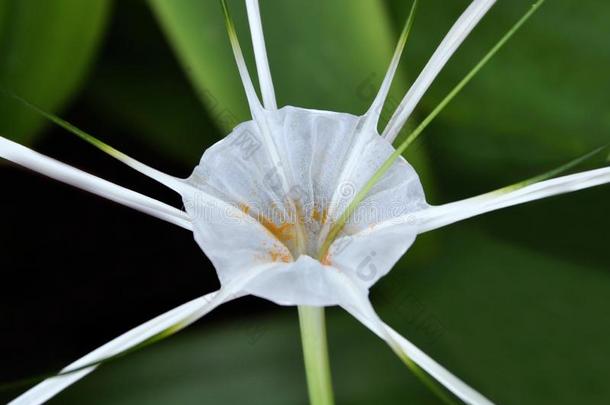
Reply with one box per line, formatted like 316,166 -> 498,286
239,200 -> 331,260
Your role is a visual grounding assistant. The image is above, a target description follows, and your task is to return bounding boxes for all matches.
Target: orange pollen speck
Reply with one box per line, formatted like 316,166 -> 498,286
320,252 -> 332,266
311,207 -> 329,224
239,201 -> 295,243
238,203 -> 251,215
259,216 -> 294,242
269,248 -> 292,263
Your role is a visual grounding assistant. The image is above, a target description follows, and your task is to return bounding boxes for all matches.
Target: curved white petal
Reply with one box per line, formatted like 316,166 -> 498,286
363,0 -> 417,132
327,219 -> 419,290
334,271 -> 494,405
414,166 -> 610,234
245,0 -> 277,110
9,291 -> 226,405
241,256 -> 349,307
221,0 -> 265,119
383,0 -> 496,143
184,107 -> 427,304
222,3 -> 311,253
0,136 -> 191,230
7,95 -> 187,194
350,308 -> 494,405
8,263 -> 277,405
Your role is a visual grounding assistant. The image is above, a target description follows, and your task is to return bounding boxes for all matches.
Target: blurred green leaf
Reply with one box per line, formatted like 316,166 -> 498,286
48,228 -> 610,404
380,0 -> 610,265
148,0 -> 410,125
0,0 -> 112,145
82,0 -> 218,166
145,0 -> 437,256
147,0 -> 250,133
142,0 -> 440,194
384,0 -> 610,174
146,0 -> 432,169
50,309 -> 441,404
89,67 -> 214,166
382,227 -> 610,405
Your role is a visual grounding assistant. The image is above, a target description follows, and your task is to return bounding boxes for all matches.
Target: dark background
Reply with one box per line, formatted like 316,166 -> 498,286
0,0 -> 276,398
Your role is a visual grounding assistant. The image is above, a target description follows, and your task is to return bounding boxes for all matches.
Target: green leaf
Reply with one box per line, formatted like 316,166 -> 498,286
381,227 -> 610,405
382,0 -> 610,265
144,0 -> 441,265
0,0 -> 112,145
147,0 -> 250,133
147,0 -> 421,147
43,229 -> 610,404
76,0 -> 216,166
383,0 -> 610,173
88,67 -> 215,166
48,309 -> 443,404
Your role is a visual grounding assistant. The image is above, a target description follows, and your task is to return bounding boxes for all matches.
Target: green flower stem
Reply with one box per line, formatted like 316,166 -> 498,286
298,306 -> 335,405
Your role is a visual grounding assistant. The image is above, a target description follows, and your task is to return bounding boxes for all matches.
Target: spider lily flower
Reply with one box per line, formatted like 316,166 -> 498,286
1,0 -> 609,404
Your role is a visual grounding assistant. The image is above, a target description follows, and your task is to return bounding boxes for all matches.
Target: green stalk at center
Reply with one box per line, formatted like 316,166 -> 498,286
298,306 -> 335,405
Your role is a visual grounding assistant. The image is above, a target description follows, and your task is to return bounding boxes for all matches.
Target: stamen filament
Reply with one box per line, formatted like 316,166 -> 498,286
245,0 -> 278,110
220,0 -> 265,116
4,92 -> 186,193
495,144 -> 609,193
363,0 -> 418,132
383,0 -> 497,143
221,0 -> 308,254
320,0 -> 545,259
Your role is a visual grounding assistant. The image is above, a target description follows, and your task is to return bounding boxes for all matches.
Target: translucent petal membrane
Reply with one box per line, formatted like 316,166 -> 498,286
0,136 -> 191,230
183,107 -> 428,305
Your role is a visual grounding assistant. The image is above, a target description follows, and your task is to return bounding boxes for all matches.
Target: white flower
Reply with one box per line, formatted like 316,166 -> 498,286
1,0 -> 608,404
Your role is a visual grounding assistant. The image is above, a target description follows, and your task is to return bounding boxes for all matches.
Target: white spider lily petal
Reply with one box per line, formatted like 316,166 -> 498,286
243,256 -> 348,306
329,220 -> 419,290
223,2 -> 312,256
10,263 -> 277,405
383,0 -> 496,143
183,106 -> 427,305
362,0 -> 417,133
357,166 -> 610,237
0,136 -> 191,230
6,95 -> 188,195
316,269 -> 493,405
5,1 -> 591,403
413,166 -> 610,234
245,0 -> 277,110
78,138 -> 187,194
344,302 -> 494,405
10,291 -> 225,405
222,0 -> 265,119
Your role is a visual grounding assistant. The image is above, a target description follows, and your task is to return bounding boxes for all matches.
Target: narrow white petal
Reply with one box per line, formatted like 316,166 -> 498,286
336,271 -> 493,405
8,263 -> 277,405
221,2 -> 310,252
7,95 -> 187,194
0,136 -> 191,230
363,0 -> 417,132
383,0 -> 496,143
355,311 -> 494,405
9,290 -> 228,405
221,0 -> 265,118
414,166 -> 610,234
245,0 -> 277,110
92,144 -> 187,195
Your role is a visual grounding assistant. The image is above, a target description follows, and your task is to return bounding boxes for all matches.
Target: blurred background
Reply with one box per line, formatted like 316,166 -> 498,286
1,0 -> 609,404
